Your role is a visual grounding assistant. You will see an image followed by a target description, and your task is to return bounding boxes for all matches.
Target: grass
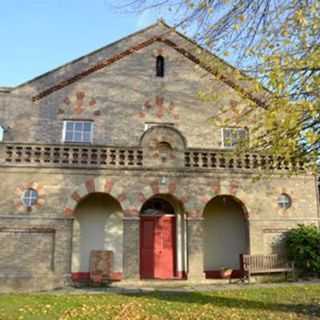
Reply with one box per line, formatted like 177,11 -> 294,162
0,285 -> 320,319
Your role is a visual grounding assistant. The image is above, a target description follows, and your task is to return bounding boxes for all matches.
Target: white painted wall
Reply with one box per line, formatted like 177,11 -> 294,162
72,193 -> 123,273
204,197 -> 248,270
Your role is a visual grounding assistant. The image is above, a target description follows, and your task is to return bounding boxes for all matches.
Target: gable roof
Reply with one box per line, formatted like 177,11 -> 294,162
14,20 -> 267,107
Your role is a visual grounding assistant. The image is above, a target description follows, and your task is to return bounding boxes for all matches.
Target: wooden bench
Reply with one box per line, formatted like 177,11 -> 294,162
241,254 -> 295,282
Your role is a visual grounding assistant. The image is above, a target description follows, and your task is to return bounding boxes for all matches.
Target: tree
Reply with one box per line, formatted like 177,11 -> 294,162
116,0 -> 320,172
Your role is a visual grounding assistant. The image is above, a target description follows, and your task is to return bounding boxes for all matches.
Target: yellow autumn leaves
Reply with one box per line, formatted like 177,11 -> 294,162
0,285 -> 320,320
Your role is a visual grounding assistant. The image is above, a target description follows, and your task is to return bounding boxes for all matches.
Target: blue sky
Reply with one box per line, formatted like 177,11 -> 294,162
0,0 -> 164,86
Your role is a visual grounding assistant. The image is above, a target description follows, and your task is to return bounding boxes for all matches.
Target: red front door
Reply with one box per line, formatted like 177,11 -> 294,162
140,215 -> 176,279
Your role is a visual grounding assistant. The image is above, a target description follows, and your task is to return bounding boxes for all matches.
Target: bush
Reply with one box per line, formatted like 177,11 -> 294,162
286,224 -> 320,274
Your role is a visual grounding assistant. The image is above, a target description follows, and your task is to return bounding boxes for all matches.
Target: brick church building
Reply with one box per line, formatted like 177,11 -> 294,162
0,21 -> 319,291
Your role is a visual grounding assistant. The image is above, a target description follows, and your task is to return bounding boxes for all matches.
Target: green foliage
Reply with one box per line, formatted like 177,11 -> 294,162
118,0 -> 320,170
286,224 -> 320,274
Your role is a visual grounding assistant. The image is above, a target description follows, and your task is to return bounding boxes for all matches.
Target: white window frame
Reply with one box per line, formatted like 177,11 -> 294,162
62,120 -> 94,144
221,127 -> 248,149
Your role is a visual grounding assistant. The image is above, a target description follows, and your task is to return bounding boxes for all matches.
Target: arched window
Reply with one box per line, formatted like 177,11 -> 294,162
141,197 -> 174,215
156,55 -> 165,77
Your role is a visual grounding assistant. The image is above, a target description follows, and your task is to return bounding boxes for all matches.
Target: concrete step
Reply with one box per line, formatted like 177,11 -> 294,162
108,278 -> 236,289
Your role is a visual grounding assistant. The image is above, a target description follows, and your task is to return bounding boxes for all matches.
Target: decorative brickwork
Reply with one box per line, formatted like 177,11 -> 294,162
64,177 -> 130,217
135,178 -> 191,215
139,96 -> 179,120
62,91 -> 98,115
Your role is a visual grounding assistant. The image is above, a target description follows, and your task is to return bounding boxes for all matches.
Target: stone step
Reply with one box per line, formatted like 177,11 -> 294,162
108,279 -> 235,289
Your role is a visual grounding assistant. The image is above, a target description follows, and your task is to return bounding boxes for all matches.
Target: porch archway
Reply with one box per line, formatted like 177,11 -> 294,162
203,195 -> 249,278
71,192 -> 123,282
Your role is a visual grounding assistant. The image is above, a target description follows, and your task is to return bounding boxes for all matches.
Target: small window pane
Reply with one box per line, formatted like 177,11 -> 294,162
66,122 -> 74,130
278,194 -> 291,209
74,132 -> 82,142
65,131 -> 73,141
22,189 -> 38,207
83,132 -> 91,142
223,128 -> 248,148
74,122 -> 83,130
83,122 -> 92,131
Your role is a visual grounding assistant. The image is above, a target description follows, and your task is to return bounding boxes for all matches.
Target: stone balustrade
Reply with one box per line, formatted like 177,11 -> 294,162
184,149 -> 305,172
0,143 -> 305,172
1,143 -> 144,168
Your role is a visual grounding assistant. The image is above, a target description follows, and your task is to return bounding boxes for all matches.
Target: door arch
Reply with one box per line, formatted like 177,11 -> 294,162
140,194 -> 186,279
203,195 -> 249,278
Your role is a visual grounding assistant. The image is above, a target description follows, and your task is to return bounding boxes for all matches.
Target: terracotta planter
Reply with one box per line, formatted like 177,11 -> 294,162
219,269 -> 233,279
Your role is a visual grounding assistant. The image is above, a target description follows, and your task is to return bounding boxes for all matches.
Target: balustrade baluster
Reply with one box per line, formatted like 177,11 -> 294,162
193,152 -> 199,167
100,149 -> 107,165
185,152 -> 191,167
16,146 -> 23,163
201,152 -> 208,168
252,154 -> 258,169
137,150 -> 143,166
227,155 -> 235,169
25,146 -> 32,163
34,147 -> 42,163
218,154 -> 226,168
236,154 -> 243,169
109,149 -> 116,165
244,154 -> 250,169
5,146 -> 13,162
210,153 -> 217,168
91,149 -> 98,165
71,148 -> 79,165
119,150 -> 125,166
44,147 -> 51,163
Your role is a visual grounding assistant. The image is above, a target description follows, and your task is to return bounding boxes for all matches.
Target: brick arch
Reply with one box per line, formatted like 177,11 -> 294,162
140,125 -> 187,150
64,177 -> 129,217
135,179 -> 191,215
202,194 -> 249,220
194,179 -> 251,219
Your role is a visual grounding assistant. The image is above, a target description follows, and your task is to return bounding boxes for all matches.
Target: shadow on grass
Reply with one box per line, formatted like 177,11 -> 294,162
119,291 -> 320,317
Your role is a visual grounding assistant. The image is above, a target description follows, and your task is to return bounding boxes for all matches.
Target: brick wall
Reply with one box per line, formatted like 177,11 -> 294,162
0,22 -> 318,290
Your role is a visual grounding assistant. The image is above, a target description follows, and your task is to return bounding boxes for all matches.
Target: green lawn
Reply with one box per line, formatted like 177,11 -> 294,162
0,285 -> 320,320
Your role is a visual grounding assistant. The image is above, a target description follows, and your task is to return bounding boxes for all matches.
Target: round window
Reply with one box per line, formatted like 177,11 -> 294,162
277,194 -> 291,209
22,188 -> 38,207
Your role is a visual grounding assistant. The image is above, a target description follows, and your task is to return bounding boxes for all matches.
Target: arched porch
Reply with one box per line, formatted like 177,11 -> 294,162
203,195 -> 249,278
71,192 -> 123,282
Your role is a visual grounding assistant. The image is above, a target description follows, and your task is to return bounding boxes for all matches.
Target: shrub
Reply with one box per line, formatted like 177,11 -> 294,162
286,224 -> 320,274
